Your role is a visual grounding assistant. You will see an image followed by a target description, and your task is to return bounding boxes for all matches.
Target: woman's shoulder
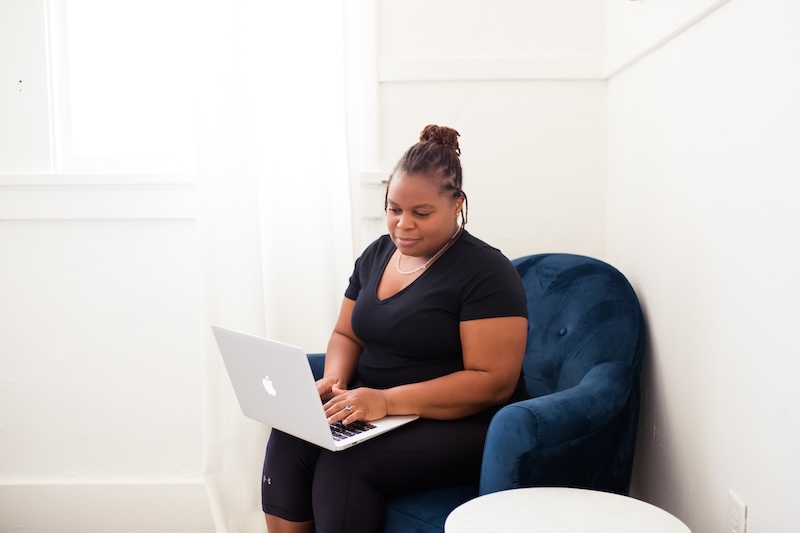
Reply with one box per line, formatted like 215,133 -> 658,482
456,231 -> 516,266
451,231 -> 528,318
365,233 -> 395,254
459,231 -> 497,251
356,234 -> 395,265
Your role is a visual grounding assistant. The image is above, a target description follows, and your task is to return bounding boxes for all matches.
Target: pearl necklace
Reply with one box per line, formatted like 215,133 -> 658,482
395,228 -> 462,275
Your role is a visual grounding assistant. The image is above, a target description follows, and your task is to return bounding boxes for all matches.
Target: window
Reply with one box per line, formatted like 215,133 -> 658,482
48,0 -> 197,172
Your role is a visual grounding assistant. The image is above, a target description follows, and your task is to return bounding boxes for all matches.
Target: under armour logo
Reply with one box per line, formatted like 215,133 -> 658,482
264,476 -> 272,485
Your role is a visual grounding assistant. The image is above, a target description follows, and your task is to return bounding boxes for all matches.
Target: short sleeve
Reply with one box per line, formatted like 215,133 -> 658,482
344,235 -> 393,301
459,248 -> 528,322
344,259 -> 362,301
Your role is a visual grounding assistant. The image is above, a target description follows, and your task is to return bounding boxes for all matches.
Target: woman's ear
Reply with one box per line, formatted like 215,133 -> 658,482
454,194 -> 465,217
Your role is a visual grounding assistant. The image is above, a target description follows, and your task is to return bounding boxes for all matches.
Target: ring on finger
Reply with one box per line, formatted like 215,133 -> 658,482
345,405 -> 353,412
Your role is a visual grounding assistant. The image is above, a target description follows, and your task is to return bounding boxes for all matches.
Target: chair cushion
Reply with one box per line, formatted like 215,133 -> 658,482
385,485 -> 477,533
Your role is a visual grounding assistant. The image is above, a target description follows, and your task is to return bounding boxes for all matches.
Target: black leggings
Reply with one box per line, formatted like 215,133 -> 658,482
262,416 -> 491,533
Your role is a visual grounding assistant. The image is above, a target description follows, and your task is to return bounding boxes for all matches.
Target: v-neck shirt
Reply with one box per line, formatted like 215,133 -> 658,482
345,231 -> 529,397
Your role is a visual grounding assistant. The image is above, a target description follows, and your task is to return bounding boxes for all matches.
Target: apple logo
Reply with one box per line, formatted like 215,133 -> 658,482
262,375 -> 277,396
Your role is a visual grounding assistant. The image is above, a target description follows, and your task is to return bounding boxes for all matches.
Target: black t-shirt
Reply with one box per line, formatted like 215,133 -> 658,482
345,231 -> 529,403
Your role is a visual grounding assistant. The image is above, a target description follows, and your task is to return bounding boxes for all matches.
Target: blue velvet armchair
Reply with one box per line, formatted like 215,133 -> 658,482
307,253 -> 645,532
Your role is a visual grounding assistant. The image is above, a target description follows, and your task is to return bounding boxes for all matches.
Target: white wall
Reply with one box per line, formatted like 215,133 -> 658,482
0,0 -> 51,172
0,1 -> 212,531
606,1 -> 800,532
0,188 -> 212,533
366,0 -> 609,262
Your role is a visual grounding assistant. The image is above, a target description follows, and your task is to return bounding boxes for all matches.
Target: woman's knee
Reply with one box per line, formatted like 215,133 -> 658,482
311,451 -> 387,532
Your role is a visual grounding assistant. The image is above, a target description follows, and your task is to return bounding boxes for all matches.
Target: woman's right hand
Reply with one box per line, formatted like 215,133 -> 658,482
316,376 -> 347,401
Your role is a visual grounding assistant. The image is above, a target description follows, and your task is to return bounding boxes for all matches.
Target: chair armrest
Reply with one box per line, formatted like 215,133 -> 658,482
479,361 -> 635,495
307,353 -> 325,380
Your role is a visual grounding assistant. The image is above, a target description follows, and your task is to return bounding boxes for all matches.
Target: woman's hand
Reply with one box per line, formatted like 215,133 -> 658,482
323,386 -> 390,425
316,376 -> 347,402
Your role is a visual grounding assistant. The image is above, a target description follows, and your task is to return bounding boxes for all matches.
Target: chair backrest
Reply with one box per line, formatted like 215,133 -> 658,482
513,253 -> 644,401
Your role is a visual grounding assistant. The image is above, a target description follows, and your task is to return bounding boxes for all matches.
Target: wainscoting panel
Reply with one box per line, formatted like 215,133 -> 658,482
0,184 -> 210,531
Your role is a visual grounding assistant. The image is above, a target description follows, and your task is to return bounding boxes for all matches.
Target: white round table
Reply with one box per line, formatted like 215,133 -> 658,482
444,487 -> 691,533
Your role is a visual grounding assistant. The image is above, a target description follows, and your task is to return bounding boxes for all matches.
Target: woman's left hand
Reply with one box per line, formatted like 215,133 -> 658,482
323,386 -> 390,425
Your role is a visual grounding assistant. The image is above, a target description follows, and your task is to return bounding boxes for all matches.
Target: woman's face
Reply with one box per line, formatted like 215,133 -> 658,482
385,173 -> 463,258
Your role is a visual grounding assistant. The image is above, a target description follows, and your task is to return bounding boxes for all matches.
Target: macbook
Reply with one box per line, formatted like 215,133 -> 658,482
211,325 -> 419,451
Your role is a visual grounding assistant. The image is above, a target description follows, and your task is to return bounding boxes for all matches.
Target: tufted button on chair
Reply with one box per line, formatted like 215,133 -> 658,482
307,253 -> 645,532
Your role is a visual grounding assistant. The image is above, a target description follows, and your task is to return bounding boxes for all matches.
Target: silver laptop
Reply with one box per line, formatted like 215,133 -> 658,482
211,325 -> 418,451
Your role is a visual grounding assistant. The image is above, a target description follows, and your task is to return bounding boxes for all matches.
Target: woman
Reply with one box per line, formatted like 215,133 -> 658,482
263,125 -> 529,533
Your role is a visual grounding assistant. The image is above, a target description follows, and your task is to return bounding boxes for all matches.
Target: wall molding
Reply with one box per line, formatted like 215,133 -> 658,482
603,0 -> 734,79
0,172 -> 194,185
378,56 -> 605,82
0,173 -> 196,220
377,1 -> 733,84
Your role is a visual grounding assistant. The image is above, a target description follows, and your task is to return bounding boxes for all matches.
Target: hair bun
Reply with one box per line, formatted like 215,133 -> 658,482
419,125 -> 461,155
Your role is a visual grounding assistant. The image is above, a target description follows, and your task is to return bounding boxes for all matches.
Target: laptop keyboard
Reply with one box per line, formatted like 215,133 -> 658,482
330,420 -> 378,441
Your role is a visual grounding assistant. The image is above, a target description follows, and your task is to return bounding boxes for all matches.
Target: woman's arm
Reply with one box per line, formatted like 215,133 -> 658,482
317,297 -> 363,401
326,315 -> 528,422
392,315 -> 528,419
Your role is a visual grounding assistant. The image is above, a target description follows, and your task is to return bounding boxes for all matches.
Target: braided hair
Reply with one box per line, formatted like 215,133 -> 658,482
385,125 -> 468,227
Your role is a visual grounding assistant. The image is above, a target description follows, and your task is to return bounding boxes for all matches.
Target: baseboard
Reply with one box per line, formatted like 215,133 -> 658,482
0,479 -> 214,532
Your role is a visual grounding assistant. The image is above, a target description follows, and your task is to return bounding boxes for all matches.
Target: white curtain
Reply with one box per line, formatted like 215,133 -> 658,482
193,2 -> 354,531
